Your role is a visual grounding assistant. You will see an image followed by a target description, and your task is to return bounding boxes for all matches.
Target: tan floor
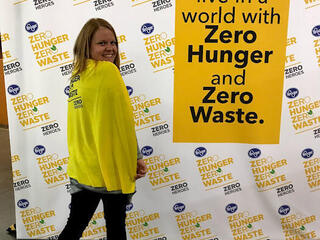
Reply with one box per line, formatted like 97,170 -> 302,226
0,127 -> 16,239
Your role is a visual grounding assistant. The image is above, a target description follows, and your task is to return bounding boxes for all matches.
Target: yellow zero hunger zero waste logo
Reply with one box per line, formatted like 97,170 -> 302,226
174,0 -> 289,143
28,30 -> 71,71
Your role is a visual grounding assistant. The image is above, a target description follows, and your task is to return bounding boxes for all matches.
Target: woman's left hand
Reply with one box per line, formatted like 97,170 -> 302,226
135,159 -> 147,180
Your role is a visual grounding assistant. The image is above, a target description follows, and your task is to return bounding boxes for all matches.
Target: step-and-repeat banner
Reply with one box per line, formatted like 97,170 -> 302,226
1,0 -> 320,239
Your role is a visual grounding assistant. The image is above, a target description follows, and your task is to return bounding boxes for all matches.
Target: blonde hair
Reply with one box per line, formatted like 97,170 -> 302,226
71,18 -> 120,78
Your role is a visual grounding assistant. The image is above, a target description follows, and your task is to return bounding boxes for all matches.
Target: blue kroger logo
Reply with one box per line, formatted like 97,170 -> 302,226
141,146 -> 153,156
312,25 -> 320,37
301,148 -> 314,159
141,23 -> 154,35
278,205 -> 290,215
173,203 -> 185,213
25,21 -> 38,33
33,145 -> 46,155
248,148 -> 261,158
286,88 -> 299,99
126,203 -> 133,211
225,203 -> 238,214
194,147 -> 207,157
17,199 -> 29,209
126,86 -> 133,96
7,84 -> 20,95
64,86 -> 70,96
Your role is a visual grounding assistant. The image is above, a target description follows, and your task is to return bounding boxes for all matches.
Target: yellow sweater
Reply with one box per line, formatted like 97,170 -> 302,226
67,60 -> 137,194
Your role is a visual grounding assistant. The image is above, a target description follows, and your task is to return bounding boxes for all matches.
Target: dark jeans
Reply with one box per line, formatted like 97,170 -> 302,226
58,189 -> 128,240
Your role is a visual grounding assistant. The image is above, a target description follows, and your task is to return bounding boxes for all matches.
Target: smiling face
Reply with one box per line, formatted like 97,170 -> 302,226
90,26 -> 118,63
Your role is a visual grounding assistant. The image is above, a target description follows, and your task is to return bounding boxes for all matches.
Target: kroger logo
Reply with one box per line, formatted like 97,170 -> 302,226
248,148 -> 261,158
141,23 -> 154,35
301,148 -> 314,159
286,88 -> 299,99
17,199 -> 29,209
64,86 -> 70,96
126,203 -> 133,211
25,21 -> 38,33
194,147 -> 207,157
173,203 -> 185,213
7,84 -> 20,95
225,203 -> 238,214
312,25 -> 320,37
126,86 -> 133,96
141,146 -> 153,156
278,205 -> 290,215
33,145 -> 46,155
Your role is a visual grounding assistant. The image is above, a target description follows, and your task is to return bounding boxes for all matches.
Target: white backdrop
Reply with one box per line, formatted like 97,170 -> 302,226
1,0 -> 320,239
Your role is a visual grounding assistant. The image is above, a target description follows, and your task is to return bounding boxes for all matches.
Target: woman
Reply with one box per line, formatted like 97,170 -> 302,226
59,18 -> 147,240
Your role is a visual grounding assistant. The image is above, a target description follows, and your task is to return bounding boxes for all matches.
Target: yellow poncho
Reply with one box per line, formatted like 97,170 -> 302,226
67,59 -> 137,194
